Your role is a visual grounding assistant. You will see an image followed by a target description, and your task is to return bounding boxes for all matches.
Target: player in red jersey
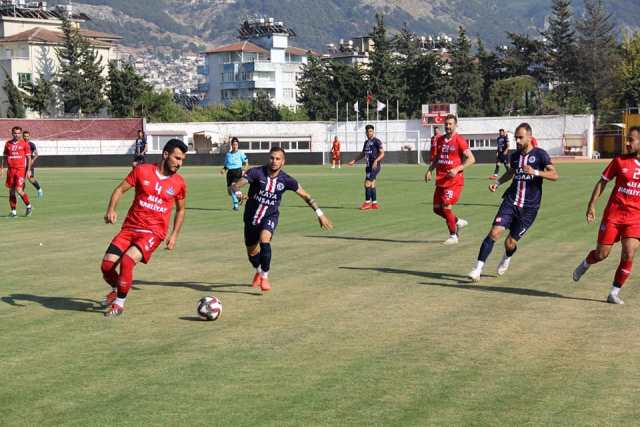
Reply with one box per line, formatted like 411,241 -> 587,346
425,114 -> 476,244
0,126 -> 32,217
572,126 -> 640,304
100,139 -> 188,317
330,136 -> 341,169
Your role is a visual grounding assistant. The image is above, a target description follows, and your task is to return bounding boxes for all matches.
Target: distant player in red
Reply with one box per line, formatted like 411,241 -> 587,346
101,139 -> 188,317
0,126 -> 32,217
429,126 -> 441,161
573,126 -> 640,304
331,136 -> 341,169
425,114 -> 476,244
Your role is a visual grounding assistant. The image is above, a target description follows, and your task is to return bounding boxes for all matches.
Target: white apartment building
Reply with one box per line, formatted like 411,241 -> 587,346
201,18 -> 314,109
0,1 -> 120,117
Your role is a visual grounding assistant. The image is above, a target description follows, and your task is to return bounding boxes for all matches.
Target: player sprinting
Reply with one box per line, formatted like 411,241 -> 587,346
468,123 -> 558,281
348,124 -> 384,209
230,147 -> 333,291
23,130 -> 43,198
220,137 -> 248,210
425,114 -> 475,244
0,126 -> 32,217
572,126 -> 640,305
490,128 -> 510,179
132,129 -> 147,168
101,139 -> 187,317
331,136 -> 341,169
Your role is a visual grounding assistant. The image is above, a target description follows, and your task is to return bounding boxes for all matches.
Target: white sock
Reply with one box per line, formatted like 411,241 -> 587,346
450,233 -> 457,238
114,297 -> 126,307
610,286 -> 621,297
475,261 -> 485,271
256,266 -> 262,274
26,204 -> 31,208
501,254 -> 511,262
260,271 -> 269,278
10,209 -> 16,214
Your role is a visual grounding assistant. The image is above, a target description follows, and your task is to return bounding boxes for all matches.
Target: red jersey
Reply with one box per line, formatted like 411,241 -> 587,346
3,139 -> 31,170
122,163 -> 187,240
601,155 -> 640,224
331,140 -> 340,153
435,133 -> 469,188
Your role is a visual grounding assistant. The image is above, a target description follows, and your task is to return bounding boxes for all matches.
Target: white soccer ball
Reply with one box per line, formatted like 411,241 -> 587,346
197,296 -> 222,321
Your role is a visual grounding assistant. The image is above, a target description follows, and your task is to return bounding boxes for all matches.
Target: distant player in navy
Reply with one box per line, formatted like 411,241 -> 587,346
23,130 -> 43,198
132,129 -> 147,168
230,147 -> 333,291
490,128 -> 510,179
348,124 -> 384,209
220,137 -> 249,210
468,123 -> 559,281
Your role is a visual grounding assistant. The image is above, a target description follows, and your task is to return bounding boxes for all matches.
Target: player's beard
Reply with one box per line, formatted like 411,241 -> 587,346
162,160 -> 179,175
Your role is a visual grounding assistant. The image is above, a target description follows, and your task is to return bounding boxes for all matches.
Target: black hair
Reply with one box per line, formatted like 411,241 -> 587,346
230,137 -> 239,144
516,122 -> 532,134
270,146 -> 286,155
445,114 -> 458,123
629,126 -> 640,135
23,129 -> 30,135
163,138 -> 188,154
365,124 -> 374,131
11,126 -> 21,132
499,128 -> 505,132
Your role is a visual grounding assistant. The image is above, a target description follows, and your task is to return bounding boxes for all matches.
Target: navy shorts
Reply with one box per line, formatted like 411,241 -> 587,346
226,168 -> 243,187
133,155 -> 146,164
365,164 -> 381,181
492,199 -> 539,241
244,215 -> 279,246
497,153 -> 507,164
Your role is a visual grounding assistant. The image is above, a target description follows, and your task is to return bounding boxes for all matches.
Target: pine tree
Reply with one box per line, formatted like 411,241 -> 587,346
367,14 -> 402,112
619,32 -> 640,109
108,61 -> 149,117
3,70 -> 25,118
55,17 -> 85,114
543,0 -> 578,107
476,39 -> 502,106
24,73 -> 56,117
250,91 -> 280,121
449,26 -> 483,116
78,39 -> 106,114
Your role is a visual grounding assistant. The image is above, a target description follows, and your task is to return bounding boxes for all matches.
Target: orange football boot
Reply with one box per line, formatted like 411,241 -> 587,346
260,277 -> 272,291
251,272 -> 262,288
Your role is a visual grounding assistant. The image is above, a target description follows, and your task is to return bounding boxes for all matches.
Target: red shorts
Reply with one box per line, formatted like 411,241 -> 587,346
434,185 -> 462,207
331,152 -> 340,161
5,168 -> 26,189
110,229 -> 163,264
598,221 -> 640,245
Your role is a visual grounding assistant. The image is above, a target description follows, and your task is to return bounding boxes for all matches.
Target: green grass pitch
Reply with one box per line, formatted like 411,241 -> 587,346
2,163 -> 640,426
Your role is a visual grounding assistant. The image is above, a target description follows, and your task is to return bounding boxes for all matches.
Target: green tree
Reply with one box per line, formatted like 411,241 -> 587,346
488,76 -> 540,116
449,26 -> 483,116
619,32 -> 640,109
501,32 -> 546,81
24,73 -> 56,117
297,55 -> 333,120
476,38 -> 502,107
279,106 -> 309,121
543,0 -> 578,107
78,40 -> 106,114
250,91 -> 280,121
367,14 -> 402,111
575,0 -> 621,122
3,71 -> 25,118
108,61 -> 149,117
135,89 -> 190,122
328,61 -> 366,120
55,17 -> 85,114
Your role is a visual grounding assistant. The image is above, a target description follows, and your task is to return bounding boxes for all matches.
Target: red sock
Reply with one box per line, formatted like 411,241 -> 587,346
9,193 -> 16,209
117,254 -> 137,297
20,193 -> 30,206
586,250 -> 602,265
101,259 -> 119,287
433,207 -> 446,218
443,209 -> 458,234
614,259 -> 633,287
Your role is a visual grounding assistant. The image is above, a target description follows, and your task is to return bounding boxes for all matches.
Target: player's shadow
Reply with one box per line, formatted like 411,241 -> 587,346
422,201 -> 500,208
288,205 -> 353,210
186,207 -> 229,211
133,280 -> 262,296
1,294 -> 102,313
340,266 -> 488,282
307,235 -> 440,244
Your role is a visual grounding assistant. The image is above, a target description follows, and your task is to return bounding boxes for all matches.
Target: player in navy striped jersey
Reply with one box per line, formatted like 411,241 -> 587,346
468,123 -> 559,281
230,147 -> 333,291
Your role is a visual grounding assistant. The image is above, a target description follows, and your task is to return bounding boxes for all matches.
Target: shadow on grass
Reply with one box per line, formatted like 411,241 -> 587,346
133,280 -> 262,296
186,207 -> 231,212
288,205 -> 354,210
1,294 -> 102,312
340,266 -> 604,303
306,235 -> 441,244
421,201 -> 500,208
179,316 -> 210,322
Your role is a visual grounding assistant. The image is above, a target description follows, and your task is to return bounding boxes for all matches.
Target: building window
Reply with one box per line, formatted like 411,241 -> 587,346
17,73 -> 31,88
152,135 -> 184,151
283,88 -> 295,98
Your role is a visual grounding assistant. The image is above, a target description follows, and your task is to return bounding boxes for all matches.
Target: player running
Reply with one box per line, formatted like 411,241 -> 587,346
0,126 -> 32,217
132,129 -> 147,168
230,147 -> 333,291
100,139 -> 187,317
331,136 -> 341,169
348,124 -> 384,209
572,126 -> 640,305
23,130 -> 43,198
490,129 -> 510,179
468,123 -> 558,281
220,137 -> 248,210
425,114 -> 475,244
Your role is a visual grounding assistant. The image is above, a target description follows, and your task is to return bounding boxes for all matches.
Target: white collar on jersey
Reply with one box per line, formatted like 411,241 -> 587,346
155,166 -> 172,181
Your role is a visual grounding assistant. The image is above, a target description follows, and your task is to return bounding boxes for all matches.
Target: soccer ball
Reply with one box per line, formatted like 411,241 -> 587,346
197,296 -> 222,321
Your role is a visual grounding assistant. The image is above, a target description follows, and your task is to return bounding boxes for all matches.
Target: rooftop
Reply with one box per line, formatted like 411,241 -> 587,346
0,27 -> 117,47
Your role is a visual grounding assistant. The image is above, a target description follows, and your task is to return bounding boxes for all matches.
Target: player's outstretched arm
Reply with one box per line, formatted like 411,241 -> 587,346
166,198 -> 186,250
296,186 -> 333,230
104,179 -> 133,224
348,152 -> 365,166
586,178 -> 608,224
490,168 -> 516,192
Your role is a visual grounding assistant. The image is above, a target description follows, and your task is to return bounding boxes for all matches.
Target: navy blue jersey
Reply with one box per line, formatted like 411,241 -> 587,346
496,136 -> 508,154
362,137 -> 383,167
502,147 -> 552,209
26,141 -> 37,167
134,138 -> 146,156
243,166 -> 299,226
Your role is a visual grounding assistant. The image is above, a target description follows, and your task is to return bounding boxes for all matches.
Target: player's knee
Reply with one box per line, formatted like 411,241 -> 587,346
596,248 -> 610,260
489,228 -> 502,240
247,245 -> 260,257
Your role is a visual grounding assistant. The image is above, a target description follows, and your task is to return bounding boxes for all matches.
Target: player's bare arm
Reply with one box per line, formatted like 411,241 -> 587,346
348,152 -> 365,166
448,149 -> 476,177
31,149 -> 38,165
296,186 -> 333,230
586,178 -> 608,224
490,168 -> 516,192
166,197 -> 186,250
104,179 -> 133,224
425,154 -> 440,182
25,155 -> 32,178
372,147 -> 384,170
523,164 -> 559,181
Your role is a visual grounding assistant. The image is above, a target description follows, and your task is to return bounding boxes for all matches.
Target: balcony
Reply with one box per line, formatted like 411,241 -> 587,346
197,65 -> 208,75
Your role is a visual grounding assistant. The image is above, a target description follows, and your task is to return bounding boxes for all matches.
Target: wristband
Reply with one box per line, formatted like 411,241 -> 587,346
495,180 -> 501,187
315,208 -> 324,217
533,169 -> 539,176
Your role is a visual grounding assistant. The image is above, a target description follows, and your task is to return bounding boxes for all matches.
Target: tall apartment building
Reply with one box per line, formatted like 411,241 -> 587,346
0,1 -> 120,117
201,18 -> 314,109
